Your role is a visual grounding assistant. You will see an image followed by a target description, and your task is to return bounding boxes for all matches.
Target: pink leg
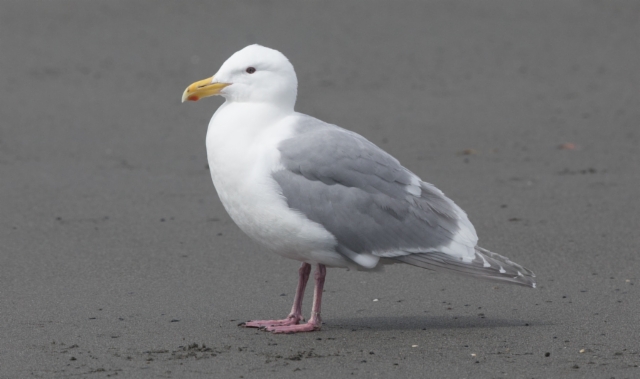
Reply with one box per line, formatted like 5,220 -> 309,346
241,262 -> 311,328
265,264 -> 326,334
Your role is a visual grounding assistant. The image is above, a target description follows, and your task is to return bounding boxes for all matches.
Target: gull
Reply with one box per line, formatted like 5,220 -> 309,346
181,45 -> 535,334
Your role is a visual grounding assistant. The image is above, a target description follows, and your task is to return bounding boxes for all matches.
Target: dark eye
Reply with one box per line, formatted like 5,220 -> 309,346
246,67 -> 256,74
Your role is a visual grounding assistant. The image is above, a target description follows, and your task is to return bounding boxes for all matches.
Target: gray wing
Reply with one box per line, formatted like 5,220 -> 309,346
273,116 -> 475,258
273,115 -> 535,287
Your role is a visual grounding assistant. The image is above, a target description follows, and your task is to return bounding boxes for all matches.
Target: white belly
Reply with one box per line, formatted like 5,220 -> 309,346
205,105 -> 347,266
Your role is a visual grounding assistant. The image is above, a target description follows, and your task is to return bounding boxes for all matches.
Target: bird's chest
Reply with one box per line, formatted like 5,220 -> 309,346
207,126 -> 281,235
204,116 -> 335,258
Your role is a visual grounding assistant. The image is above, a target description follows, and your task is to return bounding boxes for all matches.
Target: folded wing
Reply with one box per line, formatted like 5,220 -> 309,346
272,115 -> 535,287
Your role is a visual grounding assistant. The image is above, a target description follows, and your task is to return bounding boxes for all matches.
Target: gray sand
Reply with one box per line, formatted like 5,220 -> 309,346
1,1 -> 639,378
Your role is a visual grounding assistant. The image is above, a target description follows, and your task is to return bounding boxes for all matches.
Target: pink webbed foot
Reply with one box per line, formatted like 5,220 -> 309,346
240,263 -> 326,334
240,315 -> 302,329
263,317 -> 321,334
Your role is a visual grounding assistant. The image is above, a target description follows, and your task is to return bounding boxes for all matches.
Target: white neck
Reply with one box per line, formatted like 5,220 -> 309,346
205,101 -> 294,169
209,101 -> 292,136
205,100 -> 297,202
223,91 -> 297,112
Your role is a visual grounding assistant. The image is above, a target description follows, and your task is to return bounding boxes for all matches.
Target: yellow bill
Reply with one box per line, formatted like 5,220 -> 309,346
181,77 -> 231,102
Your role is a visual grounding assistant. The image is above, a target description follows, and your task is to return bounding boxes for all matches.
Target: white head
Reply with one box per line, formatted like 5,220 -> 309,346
182,45 -> 298,110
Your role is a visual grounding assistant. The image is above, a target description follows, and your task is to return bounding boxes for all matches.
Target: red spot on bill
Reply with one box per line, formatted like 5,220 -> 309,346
187,95 -> 200,101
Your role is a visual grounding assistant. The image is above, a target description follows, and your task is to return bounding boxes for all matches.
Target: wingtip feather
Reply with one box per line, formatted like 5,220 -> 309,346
395,246 -> 536,288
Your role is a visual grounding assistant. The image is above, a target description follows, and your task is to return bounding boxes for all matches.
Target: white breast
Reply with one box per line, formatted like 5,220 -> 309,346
205,103 -> 345,266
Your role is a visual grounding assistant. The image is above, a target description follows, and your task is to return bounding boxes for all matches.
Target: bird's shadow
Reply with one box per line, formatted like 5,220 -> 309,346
326,315 -> 547,331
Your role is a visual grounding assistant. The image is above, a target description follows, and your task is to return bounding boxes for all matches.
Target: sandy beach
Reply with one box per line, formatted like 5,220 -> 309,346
1,1 -> 639,377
